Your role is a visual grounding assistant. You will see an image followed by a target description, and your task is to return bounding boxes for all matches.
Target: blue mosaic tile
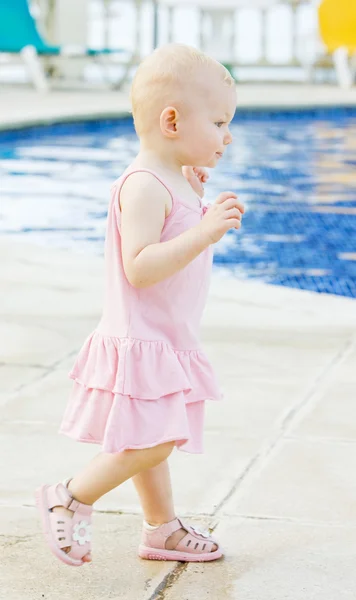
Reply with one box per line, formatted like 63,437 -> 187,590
1,109 -> 356,298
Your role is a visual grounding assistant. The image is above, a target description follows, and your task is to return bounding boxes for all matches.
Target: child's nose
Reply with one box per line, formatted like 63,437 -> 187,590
224,129 -> 233,145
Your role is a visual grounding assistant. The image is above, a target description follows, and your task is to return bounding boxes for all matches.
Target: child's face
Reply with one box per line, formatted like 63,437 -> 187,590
179,75 -> 236,168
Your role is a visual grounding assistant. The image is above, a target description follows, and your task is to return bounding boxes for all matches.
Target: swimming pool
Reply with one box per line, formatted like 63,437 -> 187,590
1,109 -> 356,298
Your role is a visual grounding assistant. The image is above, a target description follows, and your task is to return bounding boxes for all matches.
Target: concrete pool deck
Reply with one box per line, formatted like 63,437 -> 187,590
2,83 -> 356,130
1,85 -> 356,599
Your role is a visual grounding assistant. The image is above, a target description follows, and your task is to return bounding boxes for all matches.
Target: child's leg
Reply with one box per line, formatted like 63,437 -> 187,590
132,459 -> 175,525
52,441 -> 175,560
68,442 -> 175,504
132,460 -> 217,552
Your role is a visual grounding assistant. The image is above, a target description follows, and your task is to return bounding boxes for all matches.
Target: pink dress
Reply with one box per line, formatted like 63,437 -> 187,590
59,168 -> 222,454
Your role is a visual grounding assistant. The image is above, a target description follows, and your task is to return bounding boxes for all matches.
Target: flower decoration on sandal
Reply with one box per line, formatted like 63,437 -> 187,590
72,521 -> 92,546
190,525 -> 211,538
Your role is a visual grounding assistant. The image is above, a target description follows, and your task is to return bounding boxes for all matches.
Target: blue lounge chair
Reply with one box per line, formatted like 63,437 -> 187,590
0,0 -> 134,90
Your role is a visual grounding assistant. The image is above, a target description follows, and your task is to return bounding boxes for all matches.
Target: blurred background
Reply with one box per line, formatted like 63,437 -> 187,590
1,0 -> 356,298
1,0 -> 355,88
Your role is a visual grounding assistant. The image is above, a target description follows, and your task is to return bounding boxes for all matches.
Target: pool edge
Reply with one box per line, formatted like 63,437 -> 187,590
0,110 -> 132,133
1,81 -> 356,133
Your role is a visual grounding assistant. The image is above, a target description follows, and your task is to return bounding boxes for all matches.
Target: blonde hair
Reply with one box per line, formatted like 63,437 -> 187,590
131,44 -> 234,137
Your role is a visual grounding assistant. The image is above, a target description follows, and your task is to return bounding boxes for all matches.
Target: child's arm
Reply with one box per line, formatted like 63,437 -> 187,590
120,172 -> 243,289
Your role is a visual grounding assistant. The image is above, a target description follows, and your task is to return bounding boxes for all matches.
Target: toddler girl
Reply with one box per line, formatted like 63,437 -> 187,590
35,43 -> 244,566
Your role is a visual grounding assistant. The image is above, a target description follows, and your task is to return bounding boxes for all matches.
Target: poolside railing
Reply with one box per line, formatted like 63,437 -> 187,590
30,0 -> 328,83
98,0 -> 323,79
37,1 -> 319,62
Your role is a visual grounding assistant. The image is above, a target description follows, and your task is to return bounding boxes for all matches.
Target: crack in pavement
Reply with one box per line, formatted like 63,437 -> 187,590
145,563 -> 189,600
211,336 -> 355,518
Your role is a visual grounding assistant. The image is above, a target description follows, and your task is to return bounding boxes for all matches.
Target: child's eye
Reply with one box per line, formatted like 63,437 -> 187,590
215,122 -> 225,128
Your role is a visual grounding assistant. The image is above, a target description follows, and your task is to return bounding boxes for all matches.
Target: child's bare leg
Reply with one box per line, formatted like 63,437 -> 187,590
132,459 -> 217,551
133,459 -> 175,524
69,442 -> 174,504
54,441 -> 175,560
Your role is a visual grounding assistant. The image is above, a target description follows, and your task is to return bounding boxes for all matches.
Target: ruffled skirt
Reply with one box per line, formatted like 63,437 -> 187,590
59,330 -> 221,454
60,384 -> 206,453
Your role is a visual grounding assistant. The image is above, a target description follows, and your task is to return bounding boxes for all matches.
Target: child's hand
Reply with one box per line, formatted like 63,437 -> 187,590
198,191 -> 245,244
182,166 -> 209,198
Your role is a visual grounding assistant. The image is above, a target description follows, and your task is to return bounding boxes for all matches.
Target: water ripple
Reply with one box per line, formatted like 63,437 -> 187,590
1,110 -> 356,298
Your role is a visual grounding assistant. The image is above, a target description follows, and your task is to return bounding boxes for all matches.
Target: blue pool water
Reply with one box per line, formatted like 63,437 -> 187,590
1,109 -> 356,298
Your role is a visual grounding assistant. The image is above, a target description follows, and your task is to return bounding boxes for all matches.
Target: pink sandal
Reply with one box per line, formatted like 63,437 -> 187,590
35,478 -> 92,567
138,517 -> 223,562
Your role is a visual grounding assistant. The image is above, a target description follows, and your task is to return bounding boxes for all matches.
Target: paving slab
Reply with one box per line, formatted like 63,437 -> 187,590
223,438 -> 356,524
162,517 -> 356,600
0,506 -> 176,600
0,410 -> 261,517
0,239 -> 355,599
0,367 -> 75,422
291,380 -> 356,442
0,364 -> 47,396
0,282 -> 103,319
205,378 -> 312,438
206,273 -> 356,334
328,347 -> 356,384
0,240 -> 103,366
0,317 -> 97,366
0,240 -> 103,320
0,238 -> 103,275
203,332 -> 349,385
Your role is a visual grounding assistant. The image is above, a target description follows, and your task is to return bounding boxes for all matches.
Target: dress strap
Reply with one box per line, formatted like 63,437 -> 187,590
113,168 -> 176,214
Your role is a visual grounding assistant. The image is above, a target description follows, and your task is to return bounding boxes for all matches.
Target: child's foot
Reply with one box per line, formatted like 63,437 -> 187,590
139,518 -> 222,562
165,526 -> 218,552
51,505 -> 92,562
35,478 -> 92,567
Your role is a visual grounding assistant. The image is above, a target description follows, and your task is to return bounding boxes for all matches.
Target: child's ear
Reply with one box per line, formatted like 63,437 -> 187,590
160,106 -> 179,138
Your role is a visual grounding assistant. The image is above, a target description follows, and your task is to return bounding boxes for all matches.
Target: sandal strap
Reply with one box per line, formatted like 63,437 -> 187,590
142,517 -> 183,549
175,532 -> 214,554
150,517 -> 183,538
46,482 -> 73,510
175,524 -> 216,554
46,482 -> 92,516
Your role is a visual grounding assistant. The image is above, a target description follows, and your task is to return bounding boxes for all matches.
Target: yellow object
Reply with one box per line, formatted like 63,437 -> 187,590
319,0 -> 356,54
